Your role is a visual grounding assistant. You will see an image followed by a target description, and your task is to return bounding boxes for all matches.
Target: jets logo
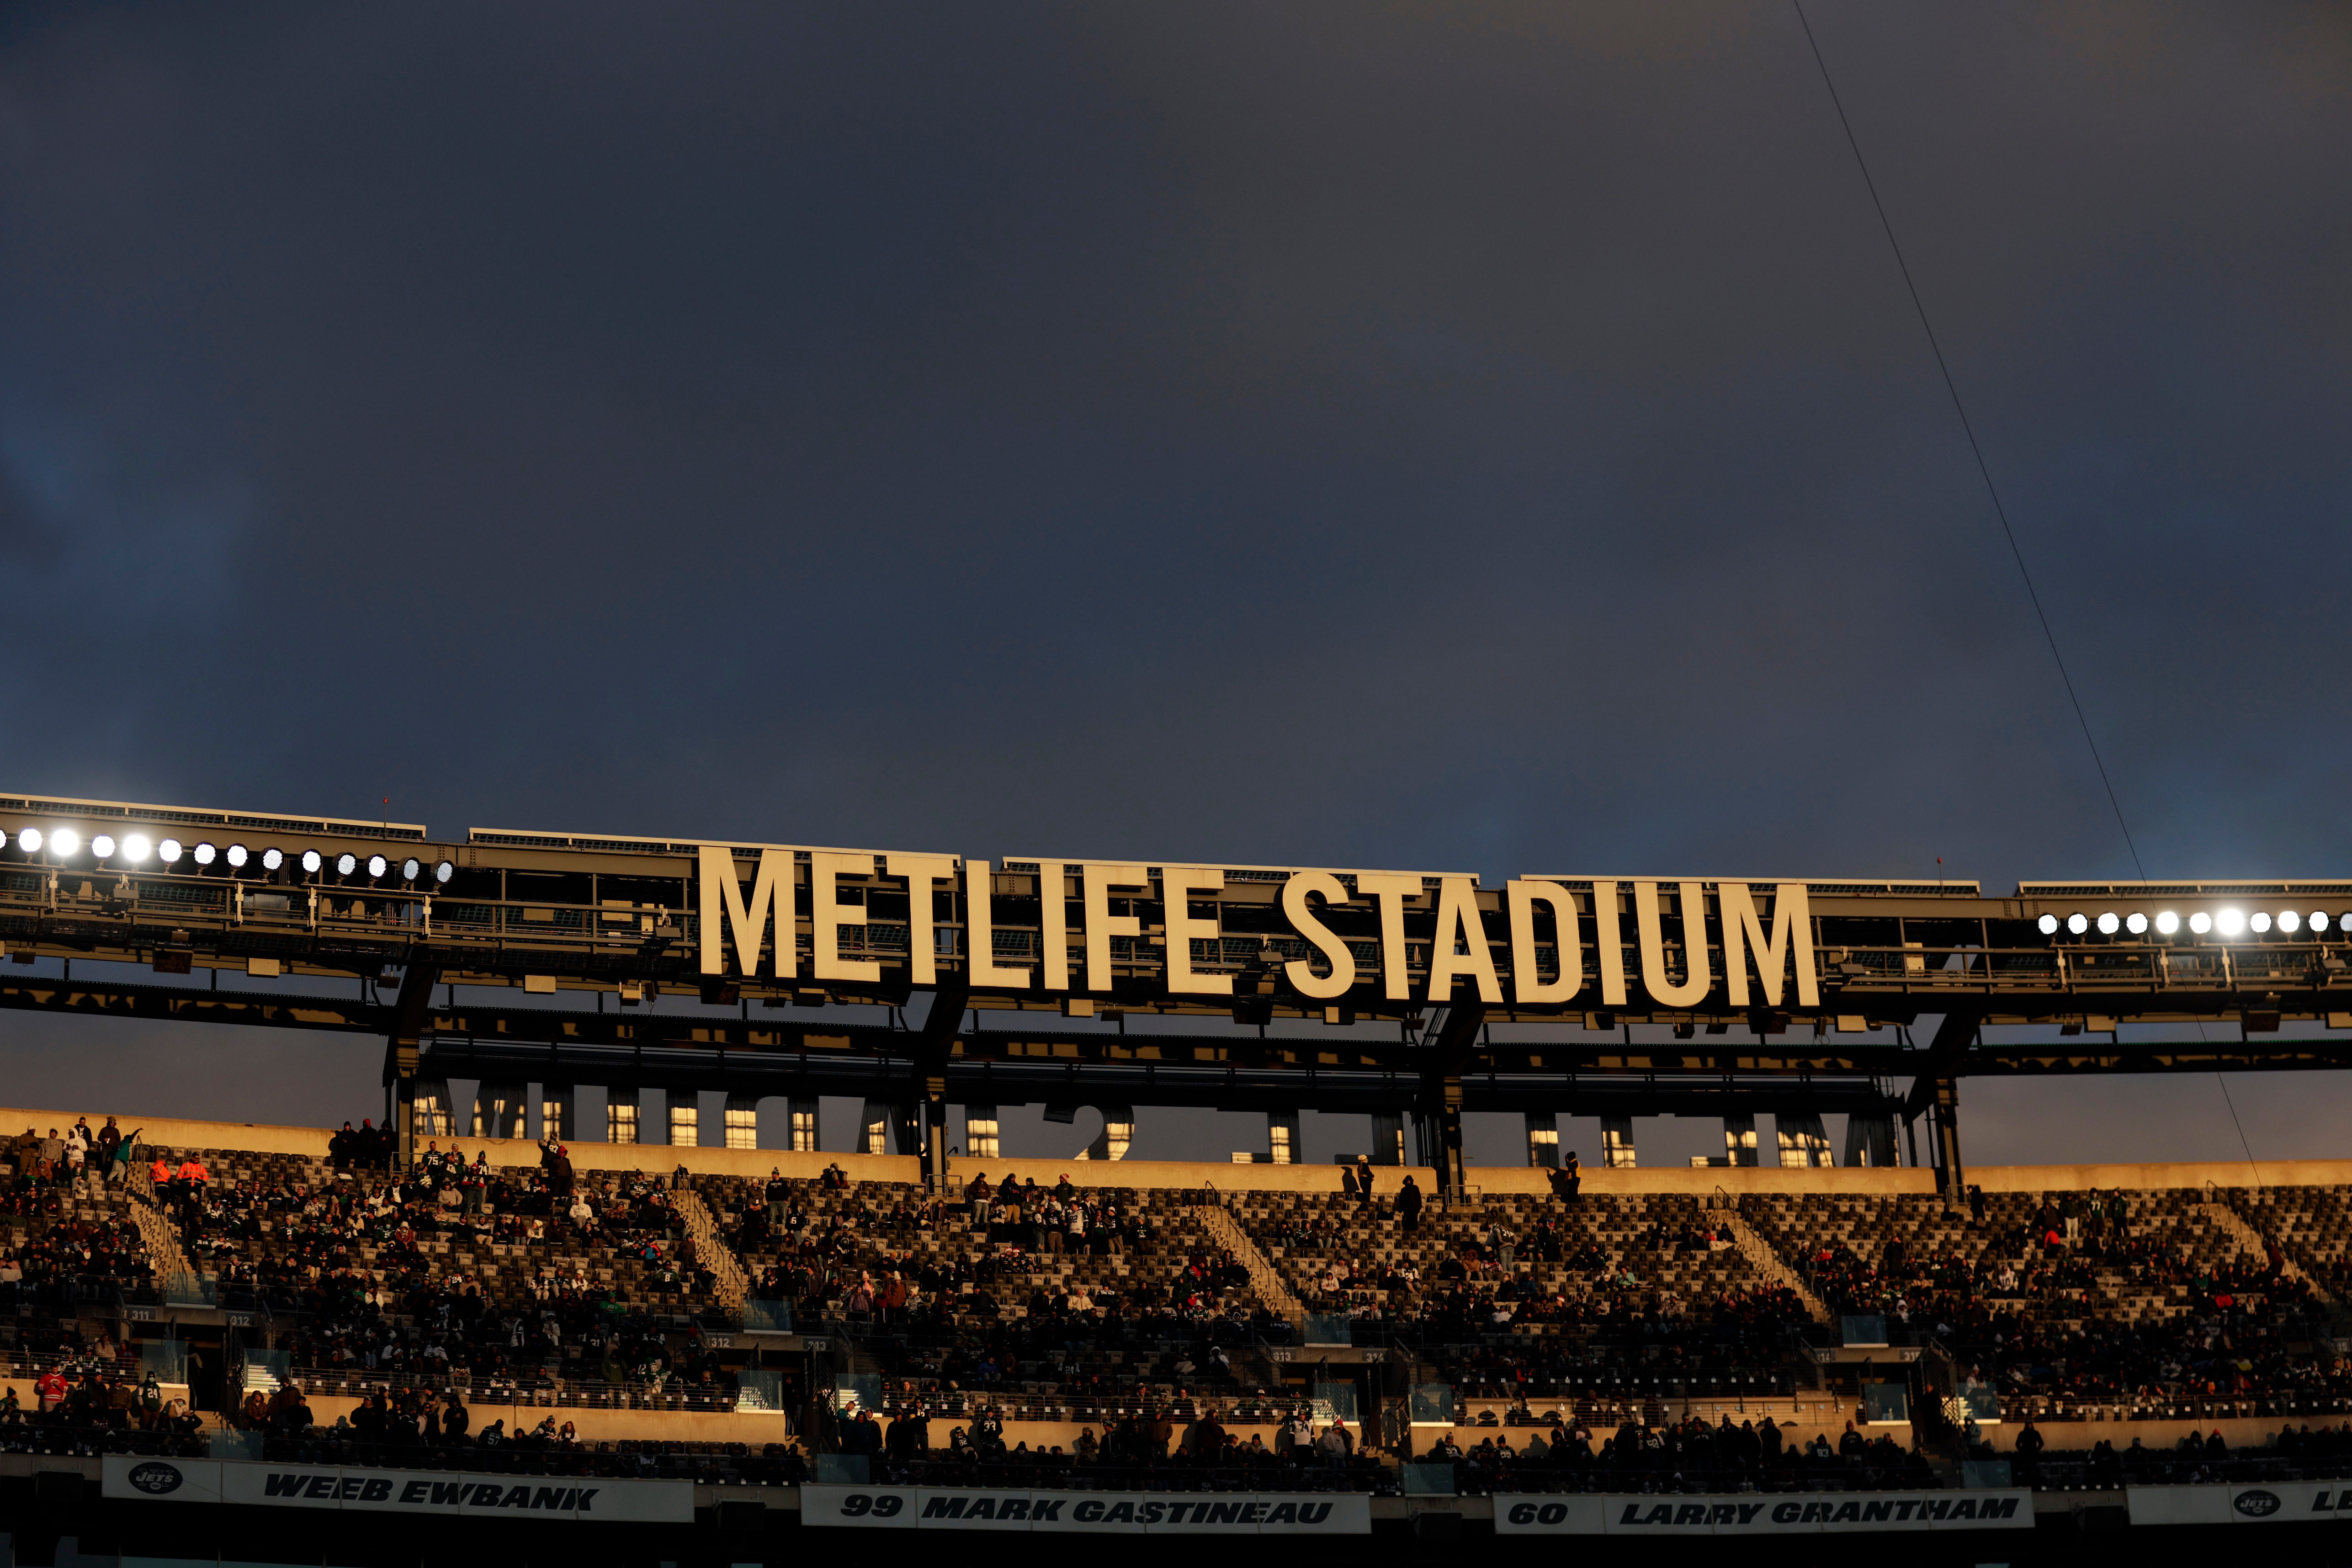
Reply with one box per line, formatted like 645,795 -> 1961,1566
127,1462 -> 184,1495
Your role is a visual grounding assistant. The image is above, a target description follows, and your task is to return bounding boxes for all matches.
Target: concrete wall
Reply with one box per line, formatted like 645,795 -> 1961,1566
0,1102 -> 2336,1195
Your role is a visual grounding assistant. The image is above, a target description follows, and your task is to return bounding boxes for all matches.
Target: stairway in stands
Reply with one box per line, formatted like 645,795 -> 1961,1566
669,1186 -> 750,1315
1197,1199 -> 1303,1318
1718,1206 -> 1831,1322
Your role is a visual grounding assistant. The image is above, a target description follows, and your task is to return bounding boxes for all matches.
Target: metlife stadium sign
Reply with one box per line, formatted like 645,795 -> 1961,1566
102,1456 -> 692,1522
1495,1489 -> 2032,1535
803,1483 -> 1369,1534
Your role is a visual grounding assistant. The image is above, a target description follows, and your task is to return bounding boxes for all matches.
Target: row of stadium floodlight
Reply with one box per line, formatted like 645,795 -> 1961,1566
2037,907 -> 2341,938
10,825 -> 455,884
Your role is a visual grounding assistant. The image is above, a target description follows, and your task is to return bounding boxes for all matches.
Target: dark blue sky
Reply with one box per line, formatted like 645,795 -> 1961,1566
3,2 -> 2348,1168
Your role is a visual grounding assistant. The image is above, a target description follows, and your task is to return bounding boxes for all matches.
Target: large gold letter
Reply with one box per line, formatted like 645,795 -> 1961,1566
1633,880 -> 1711,1008
1353,874 -> 1421,1001
963,860 -> 1031,989
1082,863 -> 1147,993
887,854 -> 957,987
1588,880 -> 1628,1007
1280,872 -> 1357,1000
697,845 -> 794,979
1506,879 -> 1581,1005
1424,877 -> 1502,1004
1163,867 -> 1232,996
811,852 -> 881,983
1720,882 -> 1818,1008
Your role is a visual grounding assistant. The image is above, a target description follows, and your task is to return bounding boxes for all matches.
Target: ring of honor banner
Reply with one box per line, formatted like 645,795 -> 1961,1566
103,1457 -> 692,1522
1495,1490 -> 2032,1534
803,1484 -> 1370,1533
2129,1483 -> 2352,1525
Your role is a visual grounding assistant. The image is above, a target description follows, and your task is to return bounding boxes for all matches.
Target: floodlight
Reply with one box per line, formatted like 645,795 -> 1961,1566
2189,912 -> 2212,934
2251,912 -> 2272,935
2154,910 -> 2178,935
2126,912 -> 2148,935
193,842 -> 217,866
366,854 -> 388,878
2216,909 -> 2245,936
2096,911 -> 2119,935
400,857 -> 420,881
159,839 -> 183,864
301,850 -> 322,875
335,853 -> 357,877
122,834 -> 151,863
261,847 -> 283,872
434,860 -> 455,884
2314,911 -> 2331,934
49,828 -> 80,858
2280,910 -> 2302,933
2066,912 -> 2088,935
15,829 -> 41,854
2037,914 -> 2059,935
225,844 -> 249,869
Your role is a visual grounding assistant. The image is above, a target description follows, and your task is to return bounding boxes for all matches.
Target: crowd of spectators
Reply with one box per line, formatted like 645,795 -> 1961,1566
1438,1411 -> 1939,1495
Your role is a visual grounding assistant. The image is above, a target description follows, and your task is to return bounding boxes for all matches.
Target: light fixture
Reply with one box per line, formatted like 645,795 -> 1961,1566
2037,913 -> 2059,935
225,844 -> 249,869
301,849 -> 322,875
2216,908 -> 2246,936
2066,912 -> 2088,935
2154,910 -> 2178,935
400,857 -> 420,881
2280,910 -> 2302,933
92,834 -> 116,859
49,828 -> 81,858
261,847 -> 284,872
122,834 -> 151,863
335,853 -> 357,877
2251,912 -> 2272,935
366,854 -> 388,878
434,860 -> 455,883
2189,911 -> 2212,934
193,842 -> 217,866
2096,911 -> 2119,935
2126,911 -> 2148,934
14,828 -> 40,854
159,839 -> 184,864
2314,911 -> 2331,934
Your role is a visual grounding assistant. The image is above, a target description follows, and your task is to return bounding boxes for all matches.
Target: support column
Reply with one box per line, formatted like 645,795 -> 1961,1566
666,1089 -> 701,1147
541,1084 -> 576,1143
723,1093 -> 759,1150
607,1086 -> 641,1145
1436,1080 -> 1466,1196
472,1082 -> 527,1140
1776,1112 -> 1832,1168
926,1095 -> 950,1190
380,960 -> 441,1171
1722,1114 -> 1759,1167
1266,1110 -> 1301,1165
1843,1113 -> 1897,1168
1934,1079 -> 1965,1207
858,1100 -> 892,1156
909,978 -> 967,1192
1523,1111 -> 1559,1168
1601,1115 -> 1636,1169
1080,1106 -> 1132,1162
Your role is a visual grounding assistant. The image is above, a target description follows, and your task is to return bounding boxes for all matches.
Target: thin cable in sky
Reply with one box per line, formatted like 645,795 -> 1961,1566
1789,0 -> 2145,882
1790,5 -> 2276,1184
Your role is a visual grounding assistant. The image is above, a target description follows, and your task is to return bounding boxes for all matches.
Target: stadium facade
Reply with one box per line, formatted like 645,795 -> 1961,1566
5,792 -> 2352,1555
